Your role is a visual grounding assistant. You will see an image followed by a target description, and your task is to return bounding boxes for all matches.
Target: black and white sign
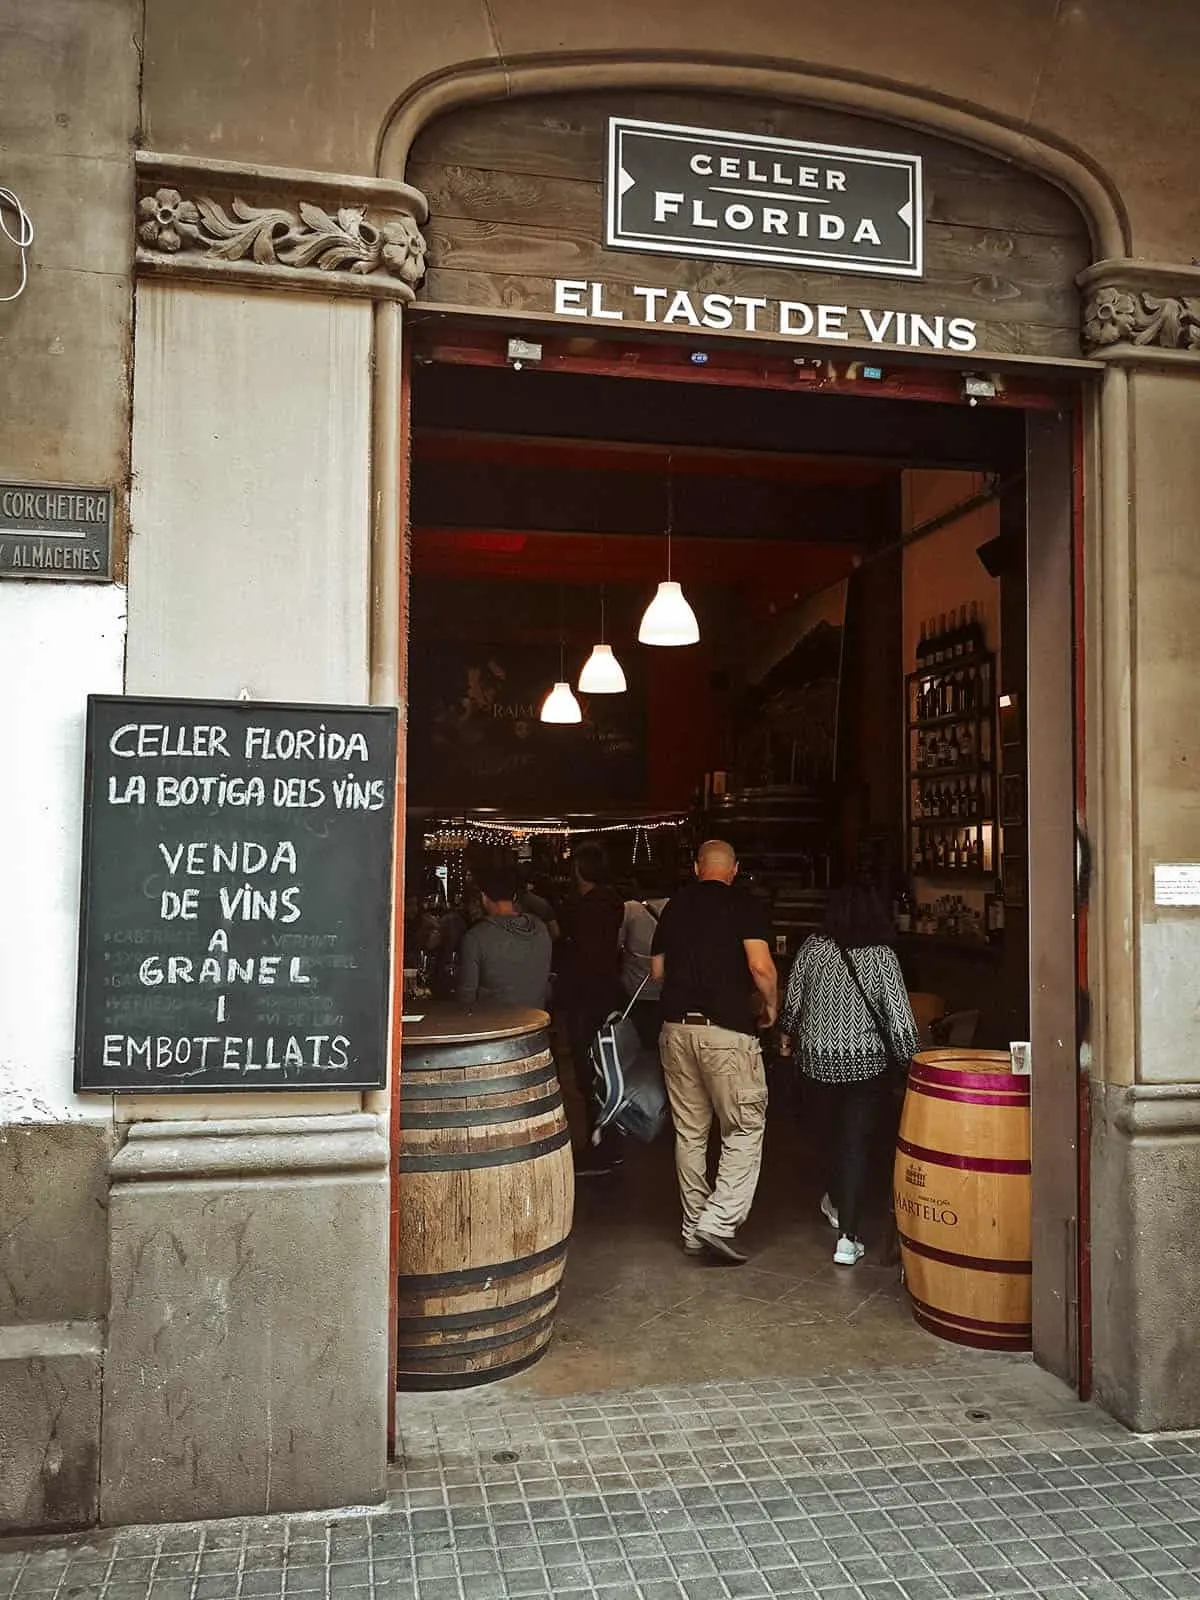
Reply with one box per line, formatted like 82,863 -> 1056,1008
75,696 -> 398,1092
0,481 -> 112,580
605,118 -> 923,278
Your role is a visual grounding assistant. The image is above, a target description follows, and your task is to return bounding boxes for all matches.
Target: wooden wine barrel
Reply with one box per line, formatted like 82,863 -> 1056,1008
396,1004 -> 574,1390
894,1049 -> 1031,1351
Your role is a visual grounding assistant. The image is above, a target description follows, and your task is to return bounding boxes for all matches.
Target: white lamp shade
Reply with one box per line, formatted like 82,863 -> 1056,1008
638,580 -> 700,646
539,680 -> 583,724
577,642 -> 627,694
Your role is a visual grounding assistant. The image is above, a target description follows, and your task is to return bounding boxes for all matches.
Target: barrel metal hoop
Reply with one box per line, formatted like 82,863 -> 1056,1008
897,1135 -> 1030,1176
399,1063 -> 558,1100
909,1302 -> 1032,1351
906,1290 -> 1032,1339
396,1306 -> 557,1364
395,1343 -> 549,1391
897,1229 -> 1032,1274
396,1285 -> 560,1335
398,1125 -> 570,1171
400,1091 -> 564,1129
402,1032 -> 551,1073
911,1061 -> 1029,1095
908,1081 -> 1031,1108
397,1239 -> 568,1292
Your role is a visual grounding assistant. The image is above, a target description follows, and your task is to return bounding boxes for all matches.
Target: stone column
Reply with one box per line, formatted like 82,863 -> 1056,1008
102,1114 -> 390,1525
1080,264 -> 1200,1430
94,155 -> 429,1524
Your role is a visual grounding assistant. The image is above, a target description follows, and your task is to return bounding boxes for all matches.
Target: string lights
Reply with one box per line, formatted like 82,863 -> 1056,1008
423,815 -> 684,852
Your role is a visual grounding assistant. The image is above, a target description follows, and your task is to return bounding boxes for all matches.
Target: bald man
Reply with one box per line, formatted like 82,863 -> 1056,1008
650,839 -> 778,1264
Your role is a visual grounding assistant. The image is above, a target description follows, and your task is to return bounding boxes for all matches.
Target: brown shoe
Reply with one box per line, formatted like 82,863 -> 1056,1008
694,1229 -> 749,1265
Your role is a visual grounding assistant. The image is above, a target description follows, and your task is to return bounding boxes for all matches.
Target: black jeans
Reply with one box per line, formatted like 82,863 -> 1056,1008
804,1075 -> 886,1241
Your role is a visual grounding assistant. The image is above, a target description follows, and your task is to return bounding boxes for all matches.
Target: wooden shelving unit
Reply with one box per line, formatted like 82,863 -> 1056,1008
905,649 -> 999,884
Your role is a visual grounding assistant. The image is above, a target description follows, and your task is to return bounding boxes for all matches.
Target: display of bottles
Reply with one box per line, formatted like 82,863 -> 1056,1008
913,775 -> 986,821
914,721 -> 992,772
917,603 -> 988,671
910,823 -> 988,877
911,894 -> 985,941
914,663 -> 992,723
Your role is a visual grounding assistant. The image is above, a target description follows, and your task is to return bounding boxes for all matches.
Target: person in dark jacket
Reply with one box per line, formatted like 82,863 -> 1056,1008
556,841 -> 625,1175
457,858 -> 552,1009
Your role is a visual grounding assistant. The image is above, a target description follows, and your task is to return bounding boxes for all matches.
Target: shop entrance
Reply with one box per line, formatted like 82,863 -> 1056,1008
396,322 -> 1083,1398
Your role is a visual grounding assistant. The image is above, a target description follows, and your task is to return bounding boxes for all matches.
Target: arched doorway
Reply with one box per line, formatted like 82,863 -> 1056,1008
381,71 -> 1102,1406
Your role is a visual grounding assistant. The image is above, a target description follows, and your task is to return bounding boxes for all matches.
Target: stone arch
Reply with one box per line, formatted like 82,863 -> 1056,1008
376,52 -> 1127,263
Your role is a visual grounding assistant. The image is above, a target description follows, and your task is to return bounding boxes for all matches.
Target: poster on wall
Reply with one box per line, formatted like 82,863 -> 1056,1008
408,642 -> 647,809
736,582 -> 849,789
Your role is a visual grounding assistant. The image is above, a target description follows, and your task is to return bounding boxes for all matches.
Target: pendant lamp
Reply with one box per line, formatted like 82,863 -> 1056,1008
578,587 -> 627,694
540,679 -> 583,723
639,455 -> 700,647
539,613 -> 583,724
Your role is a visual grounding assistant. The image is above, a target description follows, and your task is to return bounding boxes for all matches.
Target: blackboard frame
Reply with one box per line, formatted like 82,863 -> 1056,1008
74,694 -> 399,1094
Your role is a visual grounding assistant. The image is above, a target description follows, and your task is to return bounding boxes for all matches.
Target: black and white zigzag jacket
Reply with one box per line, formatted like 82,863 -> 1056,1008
781,935 -> 919,1084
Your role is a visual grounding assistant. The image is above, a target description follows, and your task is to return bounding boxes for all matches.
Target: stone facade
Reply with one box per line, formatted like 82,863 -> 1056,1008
4,0 -> 1200,1532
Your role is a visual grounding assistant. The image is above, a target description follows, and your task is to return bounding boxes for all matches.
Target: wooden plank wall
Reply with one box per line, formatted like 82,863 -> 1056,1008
408,92 -> 1091,359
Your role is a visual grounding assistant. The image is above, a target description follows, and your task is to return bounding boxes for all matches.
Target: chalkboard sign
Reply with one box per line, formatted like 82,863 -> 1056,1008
75,696 -> 398,1092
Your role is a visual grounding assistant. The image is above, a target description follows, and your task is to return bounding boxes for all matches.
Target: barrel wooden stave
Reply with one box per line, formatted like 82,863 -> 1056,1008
895,1048 -> 1032,1351
396,1010 -> 574,1390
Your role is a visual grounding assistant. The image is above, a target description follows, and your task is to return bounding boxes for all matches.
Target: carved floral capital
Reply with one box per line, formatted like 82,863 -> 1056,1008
134,153 -> 428,302
1080,261 -> 1200,364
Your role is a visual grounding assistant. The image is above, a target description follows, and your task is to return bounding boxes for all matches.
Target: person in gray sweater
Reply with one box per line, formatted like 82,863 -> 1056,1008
457,857 -> 552,1009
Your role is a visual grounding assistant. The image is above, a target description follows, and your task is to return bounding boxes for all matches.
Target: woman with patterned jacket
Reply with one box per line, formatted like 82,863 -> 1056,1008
779,879 -> 918,1266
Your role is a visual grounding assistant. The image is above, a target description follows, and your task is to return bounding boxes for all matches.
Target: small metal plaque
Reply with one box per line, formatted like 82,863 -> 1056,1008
605,117 -> 923,277
0,481 -> 113,580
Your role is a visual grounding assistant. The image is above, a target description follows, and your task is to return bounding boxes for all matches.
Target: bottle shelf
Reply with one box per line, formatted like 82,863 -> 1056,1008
909,762 -> 990,779
898,932 -> 1002,959
911,867 -> 994,884
910,709 -> 992,731
906,648 -> 992,680
909,816 -> 995,830
906,639 -> 1000,902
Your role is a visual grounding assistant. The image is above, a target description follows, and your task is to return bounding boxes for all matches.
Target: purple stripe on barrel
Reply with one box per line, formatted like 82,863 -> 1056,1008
907,1291 -> 1032,1338
908,1080 -> 1031,1109
897,1229 -> 1033,1275
910,1304 -> 1032,1350
897,1135 -> 1031,1177
910,1060 -> 1030,1095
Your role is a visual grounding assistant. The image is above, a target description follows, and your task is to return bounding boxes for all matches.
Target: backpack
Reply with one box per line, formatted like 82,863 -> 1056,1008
588,978 -> 670,1144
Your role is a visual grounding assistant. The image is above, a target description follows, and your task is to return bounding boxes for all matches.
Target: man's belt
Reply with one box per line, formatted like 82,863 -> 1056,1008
680,1012 -> 716,1026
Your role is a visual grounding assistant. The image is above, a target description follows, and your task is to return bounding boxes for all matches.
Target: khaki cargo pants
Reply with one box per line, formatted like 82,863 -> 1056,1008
659,1022 -> 768,1243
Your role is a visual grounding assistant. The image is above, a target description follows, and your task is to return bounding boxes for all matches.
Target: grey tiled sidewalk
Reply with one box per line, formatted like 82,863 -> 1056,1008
5,1349 -> 1200,1599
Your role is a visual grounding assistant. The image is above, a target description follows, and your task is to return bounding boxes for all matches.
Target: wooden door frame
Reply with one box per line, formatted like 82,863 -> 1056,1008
388,326 -> 1089,1412
1025,408 -> 1085,1391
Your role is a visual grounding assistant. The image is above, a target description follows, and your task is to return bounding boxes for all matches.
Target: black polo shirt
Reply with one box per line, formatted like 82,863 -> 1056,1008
651,879 -> 771,1037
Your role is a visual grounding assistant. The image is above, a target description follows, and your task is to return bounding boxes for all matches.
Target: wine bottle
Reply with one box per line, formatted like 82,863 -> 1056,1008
986,881 -> 1006,943
935,613 -> 948,664
953,605 -> 968,658
916,619 -> 928,670
968,600 -> 984,655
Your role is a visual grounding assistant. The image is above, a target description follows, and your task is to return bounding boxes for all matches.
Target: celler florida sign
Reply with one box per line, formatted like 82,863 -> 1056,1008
605,117 -> 923,278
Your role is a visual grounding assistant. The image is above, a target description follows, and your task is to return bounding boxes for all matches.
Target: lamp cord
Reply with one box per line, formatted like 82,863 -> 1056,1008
0,188 -> 33,303
665,453 -> 674,581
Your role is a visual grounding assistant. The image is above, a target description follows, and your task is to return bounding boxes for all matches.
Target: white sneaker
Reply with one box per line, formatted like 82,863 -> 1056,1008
834,1235 -> 865,1266
820,1192 -> 840,1230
